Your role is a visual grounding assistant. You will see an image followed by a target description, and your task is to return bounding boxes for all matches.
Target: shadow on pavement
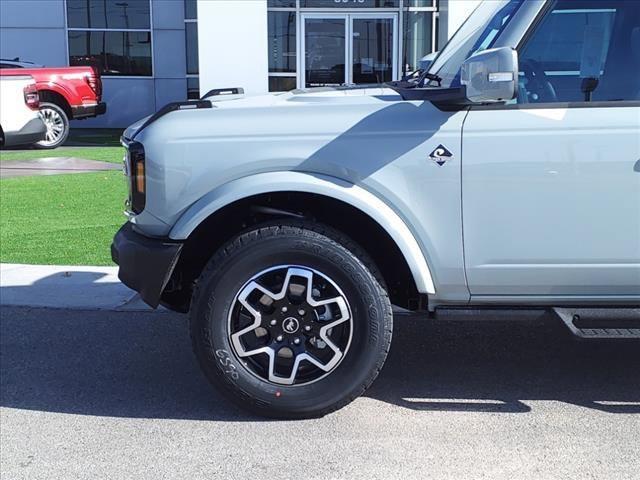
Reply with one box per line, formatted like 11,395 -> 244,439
369,317 -> 640,414
0,307 -> 638,421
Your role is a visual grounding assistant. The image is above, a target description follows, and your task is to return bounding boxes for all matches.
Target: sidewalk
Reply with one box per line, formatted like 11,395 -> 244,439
0,157 -> 120,178
0,264 -> 158,311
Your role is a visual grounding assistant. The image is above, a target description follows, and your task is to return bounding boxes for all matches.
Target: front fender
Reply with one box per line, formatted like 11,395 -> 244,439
169,171 -> 436,295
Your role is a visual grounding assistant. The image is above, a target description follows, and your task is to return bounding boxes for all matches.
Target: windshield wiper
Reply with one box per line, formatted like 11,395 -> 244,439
422,72 -> 442,87
408,69 -> 442,88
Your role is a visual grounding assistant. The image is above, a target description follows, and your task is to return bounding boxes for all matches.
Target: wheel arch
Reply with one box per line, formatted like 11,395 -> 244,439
164,172 -> 436,311
37,89 -> 72,118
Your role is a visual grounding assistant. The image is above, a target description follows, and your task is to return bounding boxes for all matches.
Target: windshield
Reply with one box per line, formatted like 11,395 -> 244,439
428,0 -> 523,88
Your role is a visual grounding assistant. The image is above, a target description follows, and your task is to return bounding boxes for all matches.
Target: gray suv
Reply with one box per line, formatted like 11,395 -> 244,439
112,0 -> 640,418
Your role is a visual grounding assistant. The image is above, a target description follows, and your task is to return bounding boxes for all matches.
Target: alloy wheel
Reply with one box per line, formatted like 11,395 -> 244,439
228,265 -> 353,386
39,107 -> 66,146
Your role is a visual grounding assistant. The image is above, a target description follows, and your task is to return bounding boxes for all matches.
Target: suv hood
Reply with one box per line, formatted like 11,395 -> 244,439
124,86 -> 404,141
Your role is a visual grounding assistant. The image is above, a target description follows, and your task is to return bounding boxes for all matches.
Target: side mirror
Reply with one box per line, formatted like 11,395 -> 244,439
461,47 -> 518,104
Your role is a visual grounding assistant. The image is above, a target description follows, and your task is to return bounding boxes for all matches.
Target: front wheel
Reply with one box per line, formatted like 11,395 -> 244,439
189,223 -> 393,418
35,102 -> 69,149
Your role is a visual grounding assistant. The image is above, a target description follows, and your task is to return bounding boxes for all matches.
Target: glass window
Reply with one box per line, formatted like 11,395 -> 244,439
304,18 -> 346,87
186,22 -> 199,74
352,18 -> 394,84
268,12 -> 297,73
403,11 -> 433,73
68,31 -> 152,76
406,0 -> 435,6
185,0 -> 197,20
268,0 -> 296,7
302,0 -> 400,7
187,77 -> 200,99
269,76 -> 297,92
518,0 -> 639,103
66,0 -> 150,29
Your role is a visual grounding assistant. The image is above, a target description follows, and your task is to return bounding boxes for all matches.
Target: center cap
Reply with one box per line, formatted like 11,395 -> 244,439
282,317 -> 300,334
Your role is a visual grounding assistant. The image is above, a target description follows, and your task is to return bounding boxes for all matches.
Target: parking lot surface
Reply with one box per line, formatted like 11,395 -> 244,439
1,307 -> 638,480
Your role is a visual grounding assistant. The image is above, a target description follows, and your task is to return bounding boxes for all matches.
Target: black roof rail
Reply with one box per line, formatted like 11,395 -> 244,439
201,87 -> 244,99
131,100 -> 212,140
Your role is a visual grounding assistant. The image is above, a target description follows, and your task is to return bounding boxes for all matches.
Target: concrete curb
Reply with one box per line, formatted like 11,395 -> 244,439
0,264 -> 161,312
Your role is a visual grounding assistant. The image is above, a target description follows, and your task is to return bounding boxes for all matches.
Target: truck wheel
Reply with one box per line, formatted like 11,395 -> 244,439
35,102 -> 69,149
189,223 -> 393,418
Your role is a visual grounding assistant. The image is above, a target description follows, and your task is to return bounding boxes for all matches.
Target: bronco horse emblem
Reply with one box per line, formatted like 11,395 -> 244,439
283,317 -> 300,334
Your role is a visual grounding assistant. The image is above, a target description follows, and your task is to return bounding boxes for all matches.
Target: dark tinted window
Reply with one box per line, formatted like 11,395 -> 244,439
184,0 -> 197,20
406,0 -> 435,6
269,76 -> 297,92
302,0 -> 399,7
68,31 -> 152,76
186,23 -> 199,75
187,77 -> 200,99
67,0 -> 150,29
268,0 -> 296,7
0,63 -> 21,68
518,0 -> 640,103
268,12 -> 296,73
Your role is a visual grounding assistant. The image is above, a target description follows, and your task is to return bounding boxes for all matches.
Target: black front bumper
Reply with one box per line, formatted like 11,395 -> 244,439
111,223 -> 183,308
72,102 -> 107,119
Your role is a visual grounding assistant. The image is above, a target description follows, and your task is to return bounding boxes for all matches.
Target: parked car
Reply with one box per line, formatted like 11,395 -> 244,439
0,75 -> 46,148
112,0 -> 640,418
0,59 -> 106,148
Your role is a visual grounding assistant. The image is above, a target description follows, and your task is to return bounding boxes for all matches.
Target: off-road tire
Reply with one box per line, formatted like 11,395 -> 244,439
189,222 -> 393,419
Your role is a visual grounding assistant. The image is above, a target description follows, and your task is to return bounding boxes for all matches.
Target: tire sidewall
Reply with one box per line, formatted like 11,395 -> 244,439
191,227 -> 391,416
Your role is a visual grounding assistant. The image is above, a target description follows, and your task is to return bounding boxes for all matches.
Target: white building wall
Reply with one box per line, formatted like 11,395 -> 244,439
448,0 -> 482,36
438,0 -> 482,48
198,0 -> 269,96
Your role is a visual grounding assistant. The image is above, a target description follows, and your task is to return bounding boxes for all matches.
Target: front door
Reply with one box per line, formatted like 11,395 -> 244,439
302,14 -> 397,88
462,0 -> 640,299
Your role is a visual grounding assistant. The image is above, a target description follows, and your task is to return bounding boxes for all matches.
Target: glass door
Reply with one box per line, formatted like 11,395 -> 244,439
302,16 -> 348,87
301,14 -> 397,88
351,15 -> 396,85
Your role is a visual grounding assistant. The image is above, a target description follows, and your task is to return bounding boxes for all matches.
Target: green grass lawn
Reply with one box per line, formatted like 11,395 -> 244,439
0,146 -> 123,164
1,170 -> 126,265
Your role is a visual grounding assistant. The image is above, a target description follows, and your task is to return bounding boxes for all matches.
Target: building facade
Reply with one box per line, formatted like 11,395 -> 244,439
0,0 -> 479,128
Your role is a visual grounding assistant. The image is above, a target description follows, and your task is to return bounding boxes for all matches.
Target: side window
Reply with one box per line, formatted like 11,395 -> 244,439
517,0 -> 640,104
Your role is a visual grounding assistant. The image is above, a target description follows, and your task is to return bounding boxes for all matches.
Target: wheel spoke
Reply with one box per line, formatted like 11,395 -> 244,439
230,281 -> 278,352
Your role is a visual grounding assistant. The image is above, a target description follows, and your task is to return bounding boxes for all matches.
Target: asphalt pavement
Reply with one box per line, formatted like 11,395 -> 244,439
1,307 -> 638,480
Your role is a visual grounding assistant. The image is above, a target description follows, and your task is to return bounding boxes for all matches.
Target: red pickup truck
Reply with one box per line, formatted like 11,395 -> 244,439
0,59 -> 106,148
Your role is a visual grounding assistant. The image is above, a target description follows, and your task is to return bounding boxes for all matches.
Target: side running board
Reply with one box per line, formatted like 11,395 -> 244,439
554,307 -> 640,339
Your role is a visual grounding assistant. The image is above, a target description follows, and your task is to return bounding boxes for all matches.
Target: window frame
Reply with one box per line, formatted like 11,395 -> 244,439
64,0 -> 155,79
